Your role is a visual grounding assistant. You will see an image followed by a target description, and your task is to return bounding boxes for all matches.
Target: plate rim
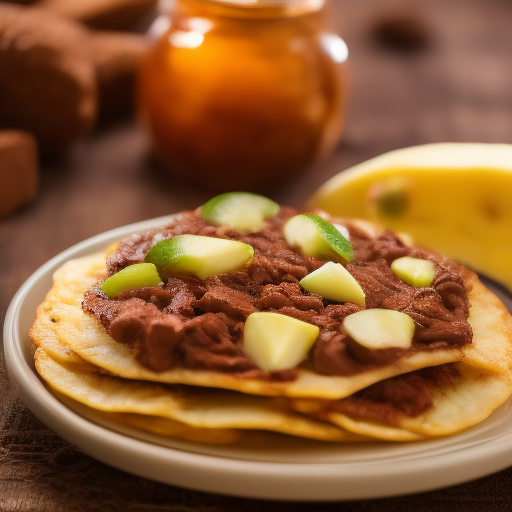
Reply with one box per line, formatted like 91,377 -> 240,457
4,215 -> 512,501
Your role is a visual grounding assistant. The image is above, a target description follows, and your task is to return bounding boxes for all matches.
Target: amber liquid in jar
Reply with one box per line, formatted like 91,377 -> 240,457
139,0 -> 347,192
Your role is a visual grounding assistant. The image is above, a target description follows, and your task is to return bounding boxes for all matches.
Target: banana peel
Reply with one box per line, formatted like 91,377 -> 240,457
307,143 -> 512,291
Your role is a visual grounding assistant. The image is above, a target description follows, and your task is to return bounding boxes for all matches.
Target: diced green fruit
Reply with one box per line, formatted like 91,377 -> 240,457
391,256 -> 436,288
300,262 -> 365,305
343,309 -> 415,350
145,234 -> 254,280
200,192 -> 280,233
101,263 -> 162,299
283,214 -> 353,262
243,312 -> 319,372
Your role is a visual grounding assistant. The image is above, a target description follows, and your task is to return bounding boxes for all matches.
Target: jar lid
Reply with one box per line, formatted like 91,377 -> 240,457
162,0 -> 326,18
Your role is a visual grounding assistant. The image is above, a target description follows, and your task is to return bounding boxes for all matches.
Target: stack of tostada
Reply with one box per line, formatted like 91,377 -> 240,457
30,193 -> 512,444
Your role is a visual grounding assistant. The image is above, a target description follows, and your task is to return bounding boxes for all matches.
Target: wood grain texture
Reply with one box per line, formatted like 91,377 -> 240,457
2,0 -> 512,509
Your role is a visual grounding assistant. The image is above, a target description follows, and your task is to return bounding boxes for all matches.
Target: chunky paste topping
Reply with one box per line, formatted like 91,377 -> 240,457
83,207 -> 472,378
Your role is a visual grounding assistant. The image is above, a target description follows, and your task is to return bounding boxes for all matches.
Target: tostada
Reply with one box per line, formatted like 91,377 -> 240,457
30,193 -> 512,442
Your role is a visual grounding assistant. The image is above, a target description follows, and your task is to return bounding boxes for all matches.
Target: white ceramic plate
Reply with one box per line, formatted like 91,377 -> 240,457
4,216 -> 512,501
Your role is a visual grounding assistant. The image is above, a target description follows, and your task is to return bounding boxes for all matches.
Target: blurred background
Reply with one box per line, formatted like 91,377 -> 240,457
2,0 -> 511,269
1,0 -> 512,509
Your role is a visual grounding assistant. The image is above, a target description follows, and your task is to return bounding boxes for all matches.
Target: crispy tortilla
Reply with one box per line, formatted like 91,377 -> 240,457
292,359 -> 512,440
290,281 -> 512,439
29,216 -> 512,442
35,348 -> 365,442
30,252 -> 472,400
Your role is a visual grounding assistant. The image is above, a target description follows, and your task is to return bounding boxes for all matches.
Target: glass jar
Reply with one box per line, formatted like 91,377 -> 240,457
139,0 -> 348,192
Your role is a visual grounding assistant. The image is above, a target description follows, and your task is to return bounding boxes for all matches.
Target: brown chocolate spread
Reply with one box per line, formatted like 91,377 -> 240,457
330,363 -> 461,422
83,207 -> 473,380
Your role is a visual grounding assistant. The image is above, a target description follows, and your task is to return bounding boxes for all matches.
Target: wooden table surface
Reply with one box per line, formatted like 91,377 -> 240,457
2,0 -> 512,509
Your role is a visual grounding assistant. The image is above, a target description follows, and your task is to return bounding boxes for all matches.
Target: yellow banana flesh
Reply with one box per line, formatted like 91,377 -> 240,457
307,143 -> 512,291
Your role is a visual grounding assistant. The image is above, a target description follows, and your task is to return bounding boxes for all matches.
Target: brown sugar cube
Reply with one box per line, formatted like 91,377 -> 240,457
36,0 -> 158,31
89,31 -> 149,121
0,130 -> 38,218
0,4 -> 97,159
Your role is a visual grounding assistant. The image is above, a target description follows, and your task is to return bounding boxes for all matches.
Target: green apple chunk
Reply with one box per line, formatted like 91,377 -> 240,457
300,262 -> 365,305
243,312 -> 319,372
200,192 -> 280,233
145,234 -> 254,280
283,214 -> 353,263
391,256 -> 436,288
343,309 -> 415,350
101,263 -> 162,299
